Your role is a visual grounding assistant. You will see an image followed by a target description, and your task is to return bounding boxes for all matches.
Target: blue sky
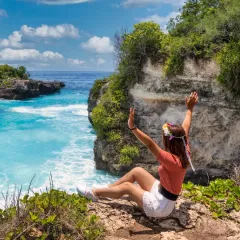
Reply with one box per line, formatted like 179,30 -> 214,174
0,0 -> 184,71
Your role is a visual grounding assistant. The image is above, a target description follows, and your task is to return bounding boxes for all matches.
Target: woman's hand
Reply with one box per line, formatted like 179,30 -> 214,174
182,92 -> 198,137
128,108 -> 135,129
185,92 -> 198,110
127,108 -> 161,157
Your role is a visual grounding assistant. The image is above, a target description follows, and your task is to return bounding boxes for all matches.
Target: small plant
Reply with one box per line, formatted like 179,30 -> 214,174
183,178 -> 240,219
119,155 -> 133,166
106,130 -> 122,143
90,78 -> 108,100
0,79 -> 13,88
119,145 -> 140,166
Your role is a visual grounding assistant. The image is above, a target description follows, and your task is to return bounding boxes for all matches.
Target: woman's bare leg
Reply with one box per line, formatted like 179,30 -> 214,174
94,182 -> 145,208
108,167 -> 156,192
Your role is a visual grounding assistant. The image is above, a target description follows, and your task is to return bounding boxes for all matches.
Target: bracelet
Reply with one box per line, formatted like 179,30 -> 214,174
129,126 -> 137,131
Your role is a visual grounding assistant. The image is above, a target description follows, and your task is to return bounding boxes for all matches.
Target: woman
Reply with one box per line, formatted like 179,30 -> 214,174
77,92 -> 198,218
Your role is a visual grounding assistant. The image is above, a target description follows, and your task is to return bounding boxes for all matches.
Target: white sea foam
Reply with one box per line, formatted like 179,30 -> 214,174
10,104 -> 88,117
39,138 -> 118,193
0,172 -> 8,189
72,110 -> 89,116
0,136 -> 116,209
40,139 -> 95,190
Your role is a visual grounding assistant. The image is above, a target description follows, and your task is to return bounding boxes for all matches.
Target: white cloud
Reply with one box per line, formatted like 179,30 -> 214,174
137,11 -> 179,33
0,48 -> 89,70
0,24 -> 79,49
68,58 -> 85,65
36,0 -> 90,4
21,24 -> 79,39
42,51 -> 64,60
0,48 -> 63,62
0,9 -> 8,17
0,31 -> 23,48
81,36 -> 114,54
97,58 -> 106,65
123,0 -> 185,7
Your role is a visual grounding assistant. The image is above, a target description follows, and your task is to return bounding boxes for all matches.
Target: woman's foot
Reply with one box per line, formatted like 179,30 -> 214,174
76,185 -> 99,202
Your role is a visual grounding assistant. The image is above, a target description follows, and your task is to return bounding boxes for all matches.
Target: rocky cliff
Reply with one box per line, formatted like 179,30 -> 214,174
88,59 -> 240,183
0,79 -> 65,100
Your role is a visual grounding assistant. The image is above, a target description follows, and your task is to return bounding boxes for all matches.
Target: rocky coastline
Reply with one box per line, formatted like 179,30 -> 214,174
0,79 -> 65,100
88,58 -> 240,183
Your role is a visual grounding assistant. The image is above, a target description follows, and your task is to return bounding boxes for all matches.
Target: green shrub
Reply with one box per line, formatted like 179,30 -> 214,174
106,131 -> 122,143
0,189 -> 104,239
183,178 -> 240,219
119,145 -> 140,166
119,155 -> 133,166
0,64 -> 29,80
164,0 -> 240,80
118,22 -> 166,84
91,79 -> 108,100
217,42 -> 240,96
92,102 -> 126,137
163,36 -> 185,75
91,74 -> 128,138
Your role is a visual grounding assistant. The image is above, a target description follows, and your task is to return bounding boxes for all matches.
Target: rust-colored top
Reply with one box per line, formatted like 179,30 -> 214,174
157,138 -> 191,195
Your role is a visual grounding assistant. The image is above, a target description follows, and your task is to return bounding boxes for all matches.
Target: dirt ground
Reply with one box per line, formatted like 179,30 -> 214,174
88,196 -> 240,240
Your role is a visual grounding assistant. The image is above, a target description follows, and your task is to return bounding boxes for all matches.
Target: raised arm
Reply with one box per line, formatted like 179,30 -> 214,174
128,108 -> 161,159
182,92 -> 198,137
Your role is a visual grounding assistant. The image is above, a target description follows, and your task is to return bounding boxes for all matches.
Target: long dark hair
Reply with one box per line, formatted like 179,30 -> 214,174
162,124 -> 189,169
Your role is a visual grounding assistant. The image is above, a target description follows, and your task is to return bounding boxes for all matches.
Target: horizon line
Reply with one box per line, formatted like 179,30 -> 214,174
29,70 -> 115,72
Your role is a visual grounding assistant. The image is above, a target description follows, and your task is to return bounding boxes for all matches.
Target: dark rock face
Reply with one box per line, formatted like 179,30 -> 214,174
0,79 -> 65,100
88,58 -> 240,183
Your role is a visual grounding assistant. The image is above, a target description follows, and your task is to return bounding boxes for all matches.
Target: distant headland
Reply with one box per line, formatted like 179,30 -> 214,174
0,64 -> 65,100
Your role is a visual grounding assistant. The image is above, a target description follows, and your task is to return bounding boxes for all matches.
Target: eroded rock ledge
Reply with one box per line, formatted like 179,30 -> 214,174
0,79 -> 65,100
88,195 -> 240,240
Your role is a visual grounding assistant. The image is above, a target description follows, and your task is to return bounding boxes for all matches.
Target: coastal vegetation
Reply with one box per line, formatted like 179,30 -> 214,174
183,178 -> 240,219
166,0 -> 240,95
0,65 -> 65,100
119,145 -> 140,166
0,65 -> 30,88
91,74 -> 127,138
0,65 -> 29,80
0,184 -> 104,239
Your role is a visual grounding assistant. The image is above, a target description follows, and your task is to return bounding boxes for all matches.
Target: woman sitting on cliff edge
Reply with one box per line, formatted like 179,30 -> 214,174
77,92 -> 198,218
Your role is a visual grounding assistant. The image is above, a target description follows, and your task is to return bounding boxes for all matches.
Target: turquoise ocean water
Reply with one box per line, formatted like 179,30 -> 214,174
0,71 -> 118,206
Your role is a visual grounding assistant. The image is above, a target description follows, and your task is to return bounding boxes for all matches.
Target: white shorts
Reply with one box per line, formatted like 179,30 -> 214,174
142,180 -> 176,218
